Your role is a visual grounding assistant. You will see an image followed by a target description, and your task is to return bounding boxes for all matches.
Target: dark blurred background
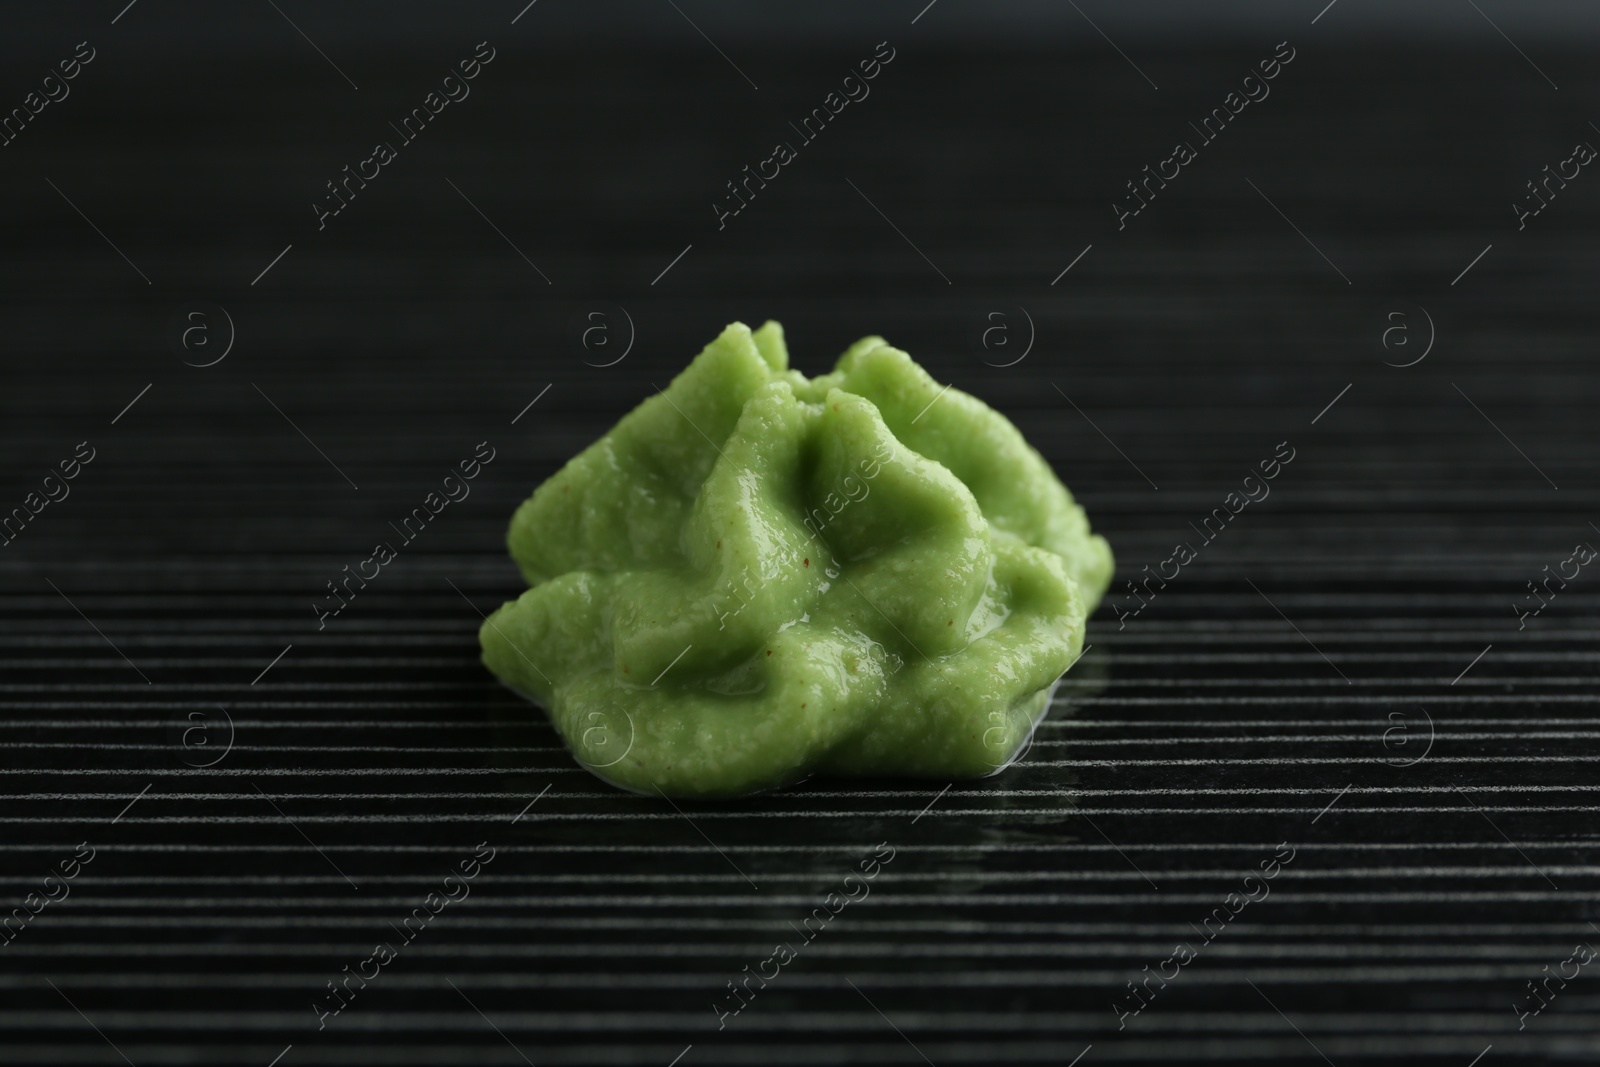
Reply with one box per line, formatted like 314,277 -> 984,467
2,2 -> 1599,1065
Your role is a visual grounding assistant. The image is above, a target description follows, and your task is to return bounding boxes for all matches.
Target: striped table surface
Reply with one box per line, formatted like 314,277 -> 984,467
2,21 -> 1598,1067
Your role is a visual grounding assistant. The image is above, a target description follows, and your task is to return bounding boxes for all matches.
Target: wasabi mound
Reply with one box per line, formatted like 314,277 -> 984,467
480,322 -> 1112,797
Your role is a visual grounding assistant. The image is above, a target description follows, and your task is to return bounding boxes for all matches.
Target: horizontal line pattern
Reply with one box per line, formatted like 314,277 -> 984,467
4,554 -> 1597,1064
3,36 -> 1600,1067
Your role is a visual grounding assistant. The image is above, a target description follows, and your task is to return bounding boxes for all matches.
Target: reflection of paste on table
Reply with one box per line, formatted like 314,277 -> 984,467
480,321 -> 1114,797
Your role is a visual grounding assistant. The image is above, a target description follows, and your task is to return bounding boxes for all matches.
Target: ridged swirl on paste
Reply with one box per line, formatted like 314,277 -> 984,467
480,321 -> 1113,797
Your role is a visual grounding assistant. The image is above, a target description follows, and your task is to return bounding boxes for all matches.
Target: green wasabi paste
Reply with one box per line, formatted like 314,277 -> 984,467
480,322 -> 1112,797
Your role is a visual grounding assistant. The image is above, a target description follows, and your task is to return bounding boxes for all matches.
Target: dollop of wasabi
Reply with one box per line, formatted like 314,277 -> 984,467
480,322 -> 1112,797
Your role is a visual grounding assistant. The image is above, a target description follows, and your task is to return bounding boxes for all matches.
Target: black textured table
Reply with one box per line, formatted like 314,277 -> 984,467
3,3 -> 1599,1064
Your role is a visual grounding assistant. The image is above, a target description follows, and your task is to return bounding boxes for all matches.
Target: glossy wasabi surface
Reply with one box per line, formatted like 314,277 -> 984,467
480,322 -> 1113,797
